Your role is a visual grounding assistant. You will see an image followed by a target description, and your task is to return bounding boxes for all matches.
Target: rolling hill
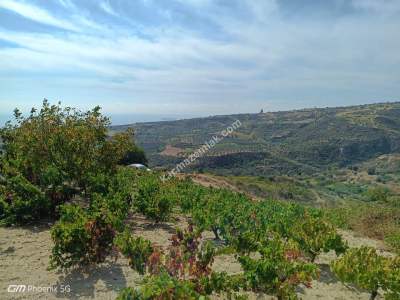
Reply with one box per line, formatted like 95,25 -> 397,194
111,102 -> 400,177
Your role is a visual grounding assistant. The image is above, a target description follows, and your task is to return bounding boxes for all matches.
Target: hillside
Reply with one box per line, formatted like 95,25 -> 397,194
1,101 -> 399,299
111,102 -> 400,177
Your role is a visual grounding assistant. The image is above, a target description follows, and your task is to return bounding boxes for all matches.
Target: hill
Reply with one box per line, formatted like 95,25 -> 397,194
113,101 -> 400,253
111,102 -> 400,177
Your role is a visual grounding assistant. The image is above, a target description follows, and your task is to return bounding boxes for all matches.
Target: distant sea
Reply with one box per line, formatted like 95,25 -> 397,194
0,113 -> 198,127
0,114 -> 11,126
108,114 -> 198,125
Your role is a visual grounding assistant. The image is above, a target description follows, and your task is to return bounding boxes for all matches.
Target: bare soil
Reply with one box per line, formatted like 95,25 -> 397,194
0,218 -> 390,300
160,145 -> 185,157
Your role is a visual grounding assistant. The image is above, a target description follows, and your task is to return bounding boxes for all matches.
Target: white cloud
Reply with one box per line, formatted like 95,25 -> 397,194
0,0 -> 79,31
57,0 -> 75,9
99,1 -> 118,16
0,0 -> 107,33
0,0 -> 399,116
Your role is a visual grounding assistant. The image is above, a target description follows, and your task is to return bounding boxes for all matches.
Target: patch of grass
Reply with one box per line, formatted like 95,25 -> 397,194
325,200 -> 400,252
385,233 -> 400,254
324,206 -> 353,230
324,182 -> 368,198
225,175 -> 316,203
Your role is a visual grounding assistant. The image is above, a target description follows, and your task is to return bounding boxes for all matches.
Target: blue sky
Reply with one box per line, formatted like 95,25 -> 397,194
0,0 -> 399,123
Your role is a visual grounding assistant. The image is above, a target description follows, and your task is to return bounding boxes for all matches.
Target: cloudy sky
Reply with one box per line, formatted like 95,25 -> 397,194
0,0 -> 399,123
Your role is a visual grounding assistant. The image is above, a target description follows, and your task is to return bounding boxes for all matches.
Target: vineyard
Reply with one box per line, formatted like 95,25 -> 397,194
0,102 -> 399,299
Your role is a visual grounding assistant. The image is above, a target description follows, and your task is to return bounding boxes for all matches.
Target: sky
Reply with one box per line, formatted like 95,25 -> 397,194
0,0 -> 399,124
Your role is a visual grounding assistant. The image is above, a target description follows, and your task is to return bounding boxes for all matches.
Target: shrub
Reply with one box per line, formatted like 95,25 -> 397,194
85,172 -> 111,195
290,214 -> 348,261
385,233 -> 400,254
115,230 -> 153,275
49,168 -> 138,271
191,188 -> 251,241
49,205 -> 116,270
365,186 -> 389,202
90,193 -> 131,232
0,101 -> 138,224
324,206 -> 352,229
174,178 -> 208,213
108,167 -> 139,200
332,246 -> 400,299
83,167 -> 140,233
119,147 -> 148,166
0,174 -> 49,225
116,272 -> 204,300
84,211 -> 117,264
331,247 -> 385,300
135,174 -> 175,222
238,237 -> 318,300
383,256 -> 400,299
117,225 -> 244,299
0,197 -> 6,221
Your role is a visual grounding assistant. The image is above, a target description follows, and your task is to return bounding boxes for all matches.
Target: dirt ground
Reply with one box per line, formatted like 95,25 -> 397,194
0,214 -> 391,300
160,145 -> 185,157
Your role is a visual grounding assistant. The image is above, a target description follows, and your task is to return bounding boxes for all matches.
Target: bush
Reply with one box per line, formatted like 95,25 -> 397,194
0,174 -> 49,225
332,246 -> 400,299
0,101 -> 138,224
0,198 -> 6,221
116,272 -> 204,300
115,230 -> 153,275
365,186 -> 389,202
49,205 -> 116,270
383,256 -> 400,299
117,225 -> 245,299
191,188 -> 250,241
87,167 -> 138,207
385,233 -> 400,254
290,214 -> 348,262
238,237 -> 318,299
324,206 -> 352,229
174,178 -> 208,213
119,147 -> 148,166
85,173 -> 111,196
49,167 -> 140,270
110,168 -> 139,195
331,247 -> 385,300
135,174 -> 175,222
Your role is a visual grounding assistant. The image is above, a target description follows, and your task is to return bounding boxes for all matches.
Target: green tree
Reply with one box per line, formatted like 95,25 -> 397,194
119,147 -> 148,166
0,100 -> 137,224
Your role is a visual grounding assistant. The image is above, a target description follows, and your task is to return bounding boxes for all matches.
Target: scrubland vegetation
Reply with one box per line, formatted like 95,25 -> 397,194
0,102 -> 399,299
116,102 -> 400,177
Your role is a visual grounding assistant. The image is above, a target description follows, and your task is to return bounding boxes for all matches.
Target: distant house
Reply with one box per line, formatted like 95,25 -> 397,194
127,163 -> 151,171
